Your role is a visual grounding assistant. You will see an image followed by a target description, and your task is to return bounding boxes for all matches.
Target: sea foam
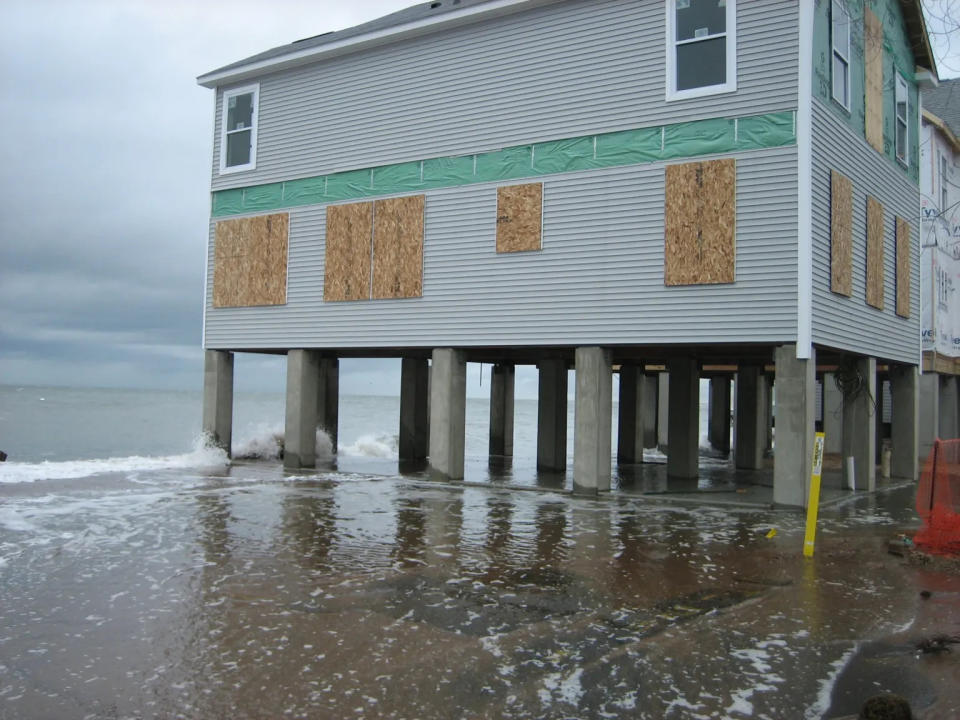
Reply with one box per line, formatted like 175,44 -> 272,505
0,436 -> 229,484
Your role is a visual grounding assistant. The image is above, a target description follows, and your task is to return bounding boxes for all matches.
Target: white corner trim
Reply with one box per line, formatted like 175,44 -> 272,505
197,0 -> 556,88
796,0 -> 814,360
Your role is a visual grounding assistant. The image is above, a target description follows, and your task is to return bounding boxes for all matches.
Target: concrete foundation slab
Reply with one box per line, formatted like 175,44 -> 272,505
574,347 -> 612,494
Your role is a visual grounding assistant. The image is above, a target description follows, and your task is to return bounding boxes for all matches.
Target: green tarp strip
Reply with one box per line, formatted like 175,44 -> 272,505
212,111 -> 796,217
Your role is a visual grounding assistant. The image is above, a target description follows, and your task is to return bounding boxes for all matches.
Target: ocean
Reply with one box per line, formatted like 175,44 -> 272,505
2,384 -> 954,719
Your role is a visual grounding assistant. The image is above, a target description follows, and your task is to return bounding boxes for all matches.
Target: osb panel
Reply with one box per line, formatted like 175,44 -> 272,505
896,215 -> 911,318
324,202 -> 373,302
865,196 -> 884,309
830,170 -> 853,296
864,9 -> 884,153
372,195 -> 425,300
212,213 -> 288,308
496,183 -> 542,253
664,158 -> 736,286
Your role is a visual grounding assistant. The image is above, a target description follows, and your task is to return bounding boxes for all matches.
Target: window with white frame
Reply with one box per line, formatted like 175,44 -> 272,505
666,0 -> 737,101
831,0 -> 850,110
941,153 -> 949,211
220,84 -> 259,173
895,75 -> 909,165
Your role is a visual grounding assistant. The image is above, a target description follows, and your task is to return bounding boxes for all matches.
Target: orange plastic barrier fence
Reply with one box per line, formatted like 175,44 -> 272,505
915,439 -> 960,556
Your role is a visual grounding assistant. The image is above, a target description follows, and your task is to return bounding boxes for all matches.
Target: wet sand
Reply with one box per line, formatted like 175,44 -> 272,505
1,465 -> 958,719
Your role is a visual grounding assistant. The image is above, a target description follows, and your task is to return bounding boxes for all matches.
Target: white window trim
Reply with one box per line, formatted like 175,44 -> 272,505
831,0 -> 851,111
665,0 -> 737,102
219,83 -> 259,175
895,74 -> 909,166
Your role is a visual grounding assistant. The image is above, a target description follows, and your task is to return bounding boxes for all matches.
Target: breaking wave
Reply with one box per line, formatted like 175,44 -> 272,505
232,424 -> 334,461
339,433 -> 398,459
0,436 -> 229,485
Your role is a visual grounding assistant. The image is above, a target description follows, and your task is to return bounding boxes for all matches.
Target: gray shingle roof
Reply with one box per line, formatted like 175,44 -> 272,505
203,0 -> 491,78
924,78 -> 960,139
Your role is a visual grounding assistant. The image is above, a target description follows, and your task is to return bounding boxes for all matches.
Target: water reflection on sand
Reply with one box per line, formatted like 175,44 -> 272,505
1,465 -> 958,719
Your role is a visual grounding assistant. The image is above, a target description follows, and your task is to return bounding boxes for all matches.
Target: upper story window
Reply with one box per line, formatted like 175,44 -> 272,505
665,0 -> 737,101
831,0 -> 851,110
220,84 -> 259,174
895,74 -> 909,165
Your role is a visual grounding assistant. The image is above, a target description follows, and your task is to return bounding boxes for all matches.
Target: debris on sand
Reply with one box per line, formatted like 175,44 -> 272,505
915,634 -> 960,655
857,693 -> 913,719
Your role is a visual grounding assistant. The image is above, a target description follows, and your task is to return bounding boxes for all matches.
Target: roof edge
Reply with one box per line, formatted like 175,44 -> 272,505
197,0 -> 555,89
923,108 -> 960,152
899,0 -> 939,79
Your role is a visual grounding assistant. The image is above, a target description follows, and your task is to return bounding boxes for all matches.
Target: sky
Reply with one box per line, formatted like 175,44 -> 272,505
1,0 -> 958,397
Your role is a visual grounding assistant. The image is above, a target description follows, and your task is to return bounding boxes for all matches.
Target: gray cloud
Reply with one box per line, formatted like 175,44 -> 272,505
1,0 -> 957,395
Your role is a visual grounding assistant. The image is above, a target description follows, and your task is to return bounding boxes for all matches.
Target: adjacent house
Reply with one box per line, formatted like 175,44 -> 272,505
920,77 -> 960,452
198,0 -> 938,505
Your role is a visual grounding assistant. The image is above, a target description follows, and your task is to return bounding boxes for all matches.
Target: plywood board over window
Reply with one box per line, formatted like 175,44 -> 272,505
865,196 -> 884,309
830,170 -> 853,296
372,195 -> 424,299
664,158 -> 736,285
896,216 -> 911,318
496,183 -> 543,253
213,213 -> 288,308
864,8 -> 885,153
324,202 -> 373,302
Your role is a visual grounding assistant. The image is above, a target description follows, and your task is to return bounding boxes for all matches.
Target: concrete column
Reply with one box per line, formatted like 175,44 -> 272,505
657,372 -> 670,450
823,372 -> 843,454
574,347 -> 613,494
708,377 -> 732,453
919,372 -> 940,458
317,357 -> 339,452
642,374 -> 658,449
617,364 -> 647,464
285,349 -> 320,470
734,364 -> 764,470
890,364 -> 919,480
667,357 -> 699,479
202,349 -> 234,455
940,375 -> 959,440
489,364 -> 515,457
537,358 -> 568,471
428,349 -> 466,479
773,344 -> 816,507
400,357 -> 429,461
841,356 -> 877,492
763,374 -> 774,453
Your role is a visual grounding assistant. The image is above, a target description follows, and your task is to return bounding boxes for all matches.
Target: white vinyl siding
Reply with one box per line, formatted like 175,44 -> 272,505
665,0 -> 737,101
831,0 -> 850,110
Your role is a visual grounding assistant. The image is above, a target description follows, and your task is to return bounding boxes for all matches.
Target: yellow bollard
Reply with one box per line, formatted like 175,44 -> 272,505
803,432 -> 826,558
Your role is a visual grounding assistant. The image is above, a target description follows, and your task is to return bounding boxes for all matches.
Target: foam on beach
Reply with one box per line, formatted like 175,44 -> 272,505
0,436 -> 229,484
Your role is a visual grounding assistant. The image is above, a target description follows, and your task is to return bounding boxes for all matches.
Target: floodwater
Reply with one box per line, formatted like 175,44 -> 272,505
2,461 -> 958,720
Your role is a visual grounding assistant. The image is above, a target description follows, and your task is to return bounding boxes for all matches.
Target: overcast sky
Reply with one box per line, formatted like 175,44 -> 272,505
1,1 -> 957,397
